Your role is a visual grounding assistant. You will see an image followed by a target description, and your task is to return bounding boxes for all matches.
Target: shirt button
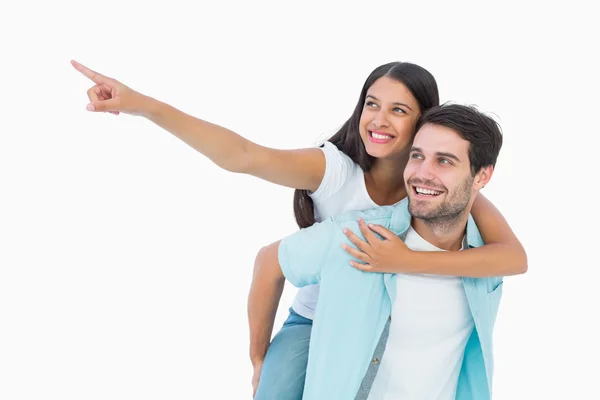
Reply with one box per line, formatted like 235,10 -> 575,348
388,316 -> 391,321
372,357 -> 379,364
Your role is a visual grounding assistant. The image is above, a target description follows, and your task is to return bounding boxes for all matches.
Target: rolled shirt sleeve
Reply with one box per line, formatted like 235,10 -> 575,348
278,217 -> 338,287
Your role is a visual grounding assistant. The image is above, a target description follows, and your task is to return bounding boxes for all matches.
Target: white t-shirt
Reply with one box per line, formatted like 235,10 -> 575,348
367,226 -> 474,400
291,141 -> 386,320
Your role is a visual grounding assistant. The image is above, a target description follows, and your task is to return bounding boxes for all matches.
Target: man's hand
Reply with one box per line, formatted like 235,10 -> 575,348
251,359 -> 263,397
341,218 -> 414,273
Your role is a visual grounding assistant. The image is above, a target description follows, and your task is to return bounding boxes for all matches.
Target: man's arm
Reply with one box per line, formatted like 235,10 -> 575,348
247,219 -> 337,371
247,242 -> 285,369
277,219 -> 337,286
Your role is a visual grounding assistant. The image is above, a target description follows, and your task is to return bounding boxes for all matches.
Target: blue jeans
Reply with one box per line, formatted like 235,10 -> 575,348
254,308 -> 313,400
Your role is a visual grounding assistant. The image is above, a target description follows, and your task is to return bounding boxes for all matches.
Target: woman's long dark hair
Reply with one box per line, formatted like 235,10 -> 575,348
293,62 -> 440,228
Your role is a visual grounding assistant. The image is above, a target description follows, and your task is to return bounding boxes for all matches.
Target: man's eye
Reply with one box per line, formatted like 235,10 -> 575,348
411,153 -> 423,159
439,158 -> 451,164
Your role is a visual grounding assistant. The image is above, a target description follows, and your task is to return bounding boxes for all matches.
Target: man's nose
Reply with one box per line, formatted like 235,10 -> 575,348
414,161 -> 436,182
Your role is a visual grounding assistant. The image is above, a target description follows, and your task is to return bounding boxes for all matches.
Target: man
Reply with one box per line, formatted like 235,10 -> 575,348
256,103 -> 508,399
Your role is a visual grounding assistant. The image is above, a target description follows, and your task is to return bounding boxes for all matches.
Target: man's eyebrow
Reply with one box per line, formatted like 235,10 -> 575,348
366,95 -> 413,111
436,151 -> 461,162
409,147 -> 461,162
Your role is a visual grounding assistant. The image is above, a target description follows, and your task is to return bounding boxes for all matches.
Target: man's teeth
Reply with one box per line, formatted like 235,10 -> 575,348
371,132 -> 393,140
416,187 -> 442,196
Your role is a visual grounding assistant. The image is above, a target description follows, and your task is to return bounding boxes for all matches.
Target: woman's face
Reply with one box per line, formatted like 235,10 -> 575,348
359,76 -> 421,160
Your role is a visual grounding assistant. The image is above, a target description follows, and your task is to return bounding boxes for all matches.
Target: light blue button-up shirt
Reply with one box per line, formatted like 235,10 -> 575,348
278,198 -> 503,400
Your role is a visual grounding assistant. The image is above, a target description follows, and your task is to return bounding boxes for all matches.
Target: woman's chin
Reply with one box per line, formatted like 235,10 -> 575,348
365,144 -> 400,160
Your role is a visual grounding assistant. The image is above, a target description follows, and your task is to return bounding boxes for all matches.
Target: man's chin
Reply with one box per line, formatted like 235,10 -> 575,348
408,196 -> 438,210
408,204 -> 435,220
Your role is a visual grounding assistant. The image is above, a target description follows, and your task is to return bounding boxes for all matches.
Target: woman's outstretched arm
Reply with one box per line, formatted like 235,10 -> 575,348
72,60 -> 326,192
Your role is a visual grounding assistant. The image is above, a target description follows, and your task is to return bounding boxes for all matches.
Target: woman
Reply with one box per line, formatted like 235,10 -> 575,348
72,60 -> 527,399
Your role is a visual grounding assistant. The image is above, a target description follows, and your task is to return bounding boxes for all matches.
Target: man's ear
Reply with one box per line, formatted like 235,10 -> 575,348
474,165 -> 494,190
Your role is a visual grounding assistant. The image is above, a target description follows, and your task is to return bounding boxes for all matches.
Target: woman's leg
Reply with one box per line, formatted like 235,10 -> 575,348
254,308 -> 312,400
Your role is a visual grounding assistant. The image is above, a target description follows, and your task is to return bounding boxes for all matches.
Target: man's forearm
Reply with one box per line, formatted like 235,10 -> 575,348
248,243 -> 285,366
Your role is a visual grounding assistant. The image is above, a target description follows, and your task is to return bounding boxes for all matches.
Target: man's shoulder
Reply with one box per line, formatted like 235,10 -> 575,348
331,206 -> 396,227
466,215 -> 485,248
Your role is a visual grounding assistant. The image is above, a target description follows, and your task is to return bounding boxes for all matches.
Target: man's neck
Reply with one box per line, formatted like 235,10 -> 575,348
411,213 -> 468,251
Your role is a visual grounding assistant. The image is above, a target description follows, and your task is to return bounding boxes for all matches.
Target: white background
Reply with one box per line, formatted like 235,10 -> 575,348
1,1 -> 598,399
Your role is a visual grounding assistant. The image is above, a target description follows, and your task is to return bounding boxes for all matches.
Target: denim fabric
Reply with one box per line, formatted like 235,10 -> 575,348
255,309 -> 313,400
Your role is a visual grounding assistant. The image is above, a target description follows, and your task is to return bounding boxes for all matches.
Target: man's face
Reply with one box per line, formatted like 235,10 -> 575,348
404,123 -> 485,223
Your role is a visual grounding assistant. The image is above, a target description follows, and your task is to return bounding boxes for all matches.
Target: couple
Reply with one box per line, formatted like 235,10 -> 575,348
72,60 -> 527,399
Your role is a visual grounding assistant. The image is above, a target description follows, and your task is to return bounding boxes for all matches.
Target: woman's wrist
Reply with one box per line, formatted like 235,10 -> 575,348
140,95 -> 163,119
